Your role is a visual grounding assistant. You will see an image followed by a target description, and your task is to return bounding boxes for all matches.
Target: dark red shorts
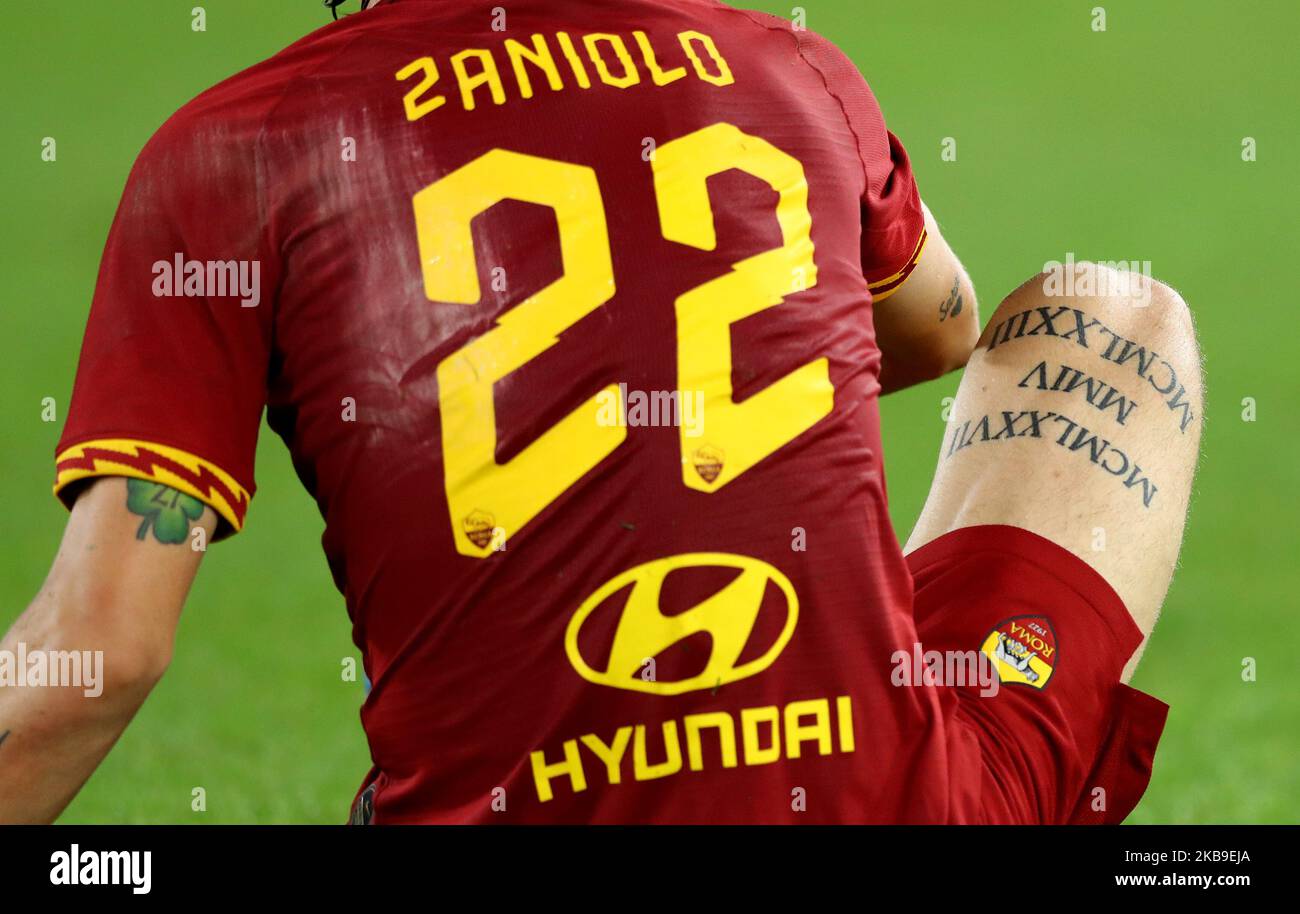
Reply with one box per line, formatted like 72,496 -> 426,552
907,524 -> 1169,824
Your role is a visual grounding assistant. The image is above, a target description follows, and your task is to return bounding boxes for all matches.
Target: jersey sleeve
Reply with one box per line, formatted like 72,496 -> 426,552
789,28 -> 927,301
54,100 -> 280,538
860,130 -> 926,301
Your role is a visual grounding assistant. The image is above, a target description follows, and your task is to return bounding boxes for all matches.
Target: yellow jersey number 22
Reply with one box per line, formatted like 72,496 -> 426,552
412,123 -> 833,557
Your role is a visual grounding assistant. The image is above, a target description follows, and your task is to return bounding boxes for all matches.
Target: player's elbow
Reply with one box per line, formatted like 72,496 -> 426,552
77,605 -> 175,701
941,312 -> 981,375
30,581 -> 176,703
99,634 -> 173,698
69,623 -> 171,706
878,314 -> 981,394
926,294 -> 982,380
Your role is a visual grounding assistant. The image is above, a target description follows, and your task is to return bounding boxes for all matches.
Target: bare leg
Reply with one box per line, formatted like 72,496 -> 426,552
907,264 -> 1202,679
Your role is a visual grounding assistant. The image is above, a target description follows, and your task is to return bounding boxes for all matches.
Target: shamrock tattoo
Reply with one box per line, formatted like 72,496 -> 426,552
126,479 -> 205,544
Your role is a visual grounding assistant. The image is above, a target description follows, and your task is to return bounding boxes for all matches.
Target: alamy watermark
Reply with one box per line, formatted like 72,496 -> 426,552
1042,253 -> 1153,305
891,643 -> 1000,698
50,844 -> 151,894
0,642 -> 104,697
152,253 -> 261,308
596,383 -> 705,438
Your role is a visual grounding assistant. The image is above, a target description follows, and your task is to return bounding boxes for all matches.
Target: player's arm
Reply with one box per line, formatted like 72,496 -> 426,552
872,202 -> 980,394
784,28 -> 975,393
0,477 -> 215,823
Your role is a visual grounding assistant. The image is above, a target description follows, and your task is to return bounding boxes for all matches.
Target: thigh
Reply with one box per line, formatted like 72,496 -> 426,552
907,264 -> 1202,656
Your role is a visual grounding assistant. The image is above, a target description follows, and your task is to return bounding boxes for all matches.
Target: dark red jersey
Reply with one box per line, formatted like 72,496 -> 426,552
56,0 -> 939,822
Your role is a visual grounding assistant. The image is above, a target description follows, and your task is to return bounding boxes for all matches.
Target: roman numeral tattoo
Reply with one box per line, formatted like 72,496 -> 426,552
945,408 -> 1160,508
985,306 -> 1196,434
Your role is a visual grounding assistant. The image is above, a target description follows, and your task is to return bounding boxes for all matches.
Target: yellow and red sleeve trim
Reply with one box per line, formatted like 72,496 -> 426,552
867,227 -> 928,302
54,439 -> 251,533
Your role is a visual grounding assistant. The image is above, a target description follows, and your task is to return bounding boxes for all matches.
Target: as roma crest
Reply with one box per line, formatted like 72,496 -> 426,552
980,615 -> 1058,690
691,445 -> 725,484
462,509 -> 496,550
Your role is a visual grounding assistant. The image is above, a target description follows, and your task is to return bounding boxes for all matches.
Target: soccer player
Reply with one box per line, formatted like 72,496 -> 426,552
0,0 -> 1198,823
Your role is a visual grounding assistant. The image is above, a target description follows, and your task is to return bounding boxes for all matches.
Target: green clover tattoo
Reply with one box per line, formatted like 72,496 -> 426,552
126,479 -> 205,545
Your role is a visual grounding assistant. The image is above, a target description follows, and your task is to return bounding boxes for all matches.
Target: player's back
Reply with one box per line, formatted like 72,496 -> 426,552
63,0 -> 949,822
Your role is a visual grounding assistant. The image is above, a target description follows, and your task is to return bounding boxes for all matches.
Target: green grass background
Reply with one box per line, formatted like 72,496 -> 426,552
1,0 -> 1295,823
